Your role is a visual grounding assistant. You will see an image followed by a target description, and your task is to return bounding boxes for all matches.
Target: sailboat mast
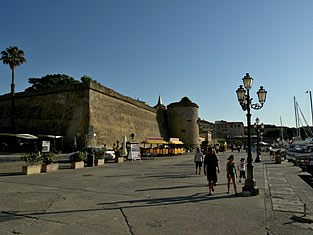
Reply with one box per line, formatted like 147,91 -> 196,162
280,116 -> 284,142
309,91 -> 313,127
294,97 -> 298,137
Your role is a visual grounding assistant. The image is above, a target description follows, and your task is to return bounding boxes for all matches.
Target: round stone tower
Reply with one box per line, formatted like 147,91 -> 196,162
167,97 -> 199,147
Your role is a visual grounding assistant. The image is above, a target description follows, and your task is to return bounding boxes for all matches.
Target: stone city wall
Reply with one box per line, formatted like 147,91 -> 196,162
88,82 -> 164,147
0,84 -> 90,143
0,81 -> 165,148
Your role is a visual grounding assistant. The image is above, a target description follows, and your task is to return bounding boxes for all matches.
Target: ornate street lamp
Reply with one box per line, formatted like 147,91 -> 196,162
236,73 -> 267,196
254,118 -> 264,163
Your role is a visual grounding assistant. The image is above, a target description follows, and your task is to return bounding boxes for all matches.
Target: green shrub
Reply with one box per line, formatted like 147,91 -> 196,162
41,152 -> 56,164
21,152 -> 41,165
95,149 -> 105,159
71,151 -> 87,162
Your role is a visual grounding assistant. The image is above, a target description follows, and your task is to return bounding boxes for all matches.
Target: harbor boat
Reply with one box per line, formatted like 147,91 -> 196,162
285,139 -> 313,170
285,95 -> 313,172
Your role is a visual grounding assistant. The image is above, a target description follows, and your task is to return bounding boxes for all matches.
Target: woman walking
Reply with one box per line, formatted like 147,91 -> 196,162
226,155 -> 238,195
194,148 -> 203,175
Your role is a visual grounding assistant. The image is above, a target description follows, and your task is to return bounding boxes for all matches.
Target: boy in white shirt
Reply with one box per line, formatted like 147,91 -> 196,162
238,158 -> 246,183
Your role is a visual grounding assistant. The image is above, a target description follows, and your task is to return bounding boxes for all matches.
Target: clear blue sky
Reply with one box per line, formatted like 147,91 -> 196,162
1,0 -> 313,127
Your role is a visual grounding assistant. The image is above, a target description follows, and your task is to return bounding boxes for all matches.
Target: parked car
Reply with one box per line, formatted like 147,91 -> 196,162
104,150 -> 116,161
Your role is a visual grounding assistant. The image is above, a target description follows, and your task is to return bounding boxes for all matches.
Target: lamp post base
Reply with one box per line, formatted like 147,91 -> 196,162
242,183 -> 259,196
242,164 -> 259,196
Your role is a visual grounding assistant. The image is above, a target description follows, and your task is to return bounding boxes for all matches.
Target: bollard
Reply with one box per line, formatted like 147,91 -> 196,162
304,203 -> 307,216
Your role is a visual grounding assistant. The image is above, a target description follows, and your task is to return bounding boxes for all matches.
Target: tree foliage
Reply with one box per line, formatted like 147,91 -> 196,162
25,74 -> 80,91
80,75 -> 93,84
0,46 -> 26,70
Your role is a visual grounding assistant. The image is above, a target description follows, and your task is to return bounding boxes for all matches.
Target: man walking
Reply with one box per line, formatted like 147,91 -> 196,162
204,147 -> 220,196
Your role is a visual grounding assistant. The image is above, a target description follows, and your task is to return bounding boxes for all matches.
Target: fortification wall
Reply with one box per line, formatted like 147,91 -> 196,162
0,84 -> 90,146
0,98 -> 11,130
0,81 -> 166,149
88,82 -> 164,147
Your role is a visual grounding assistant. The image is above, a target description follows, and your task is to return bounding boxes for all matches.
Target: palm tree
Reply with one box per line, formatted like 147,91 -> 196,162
1,46 -> 26,96
0,46 -> 26,133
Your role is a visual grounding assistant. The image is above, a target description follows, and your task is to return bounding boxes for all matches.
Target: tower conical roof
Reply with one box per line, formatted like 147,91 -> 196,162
157,96 -> 163,105
155,95 -> 165,108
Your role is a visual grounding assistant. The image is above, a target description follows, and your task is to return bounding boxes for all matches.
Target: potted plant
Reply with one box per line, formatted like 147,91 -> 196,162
41,152 -> 58,172
116,149 -> 124,163
21,152 -> 42,175
95,149 -> 105,166
70,151 -> 86,169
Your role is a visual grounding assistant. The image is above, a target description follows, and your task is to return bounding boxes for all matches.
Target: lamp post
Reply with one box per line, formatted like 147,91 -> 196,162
254,117 -> 264,163
236,73 -> 267,196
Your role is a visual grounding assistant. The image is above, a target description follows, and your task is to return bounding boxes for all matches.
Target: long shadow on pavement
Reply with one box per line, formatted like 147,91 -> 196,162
98,192 -> 241,208
1,192 -> 241,220
0,212 -> 24,222
140,173 -> 195,179
136,184 -> 207,191
0,172 -> 23,177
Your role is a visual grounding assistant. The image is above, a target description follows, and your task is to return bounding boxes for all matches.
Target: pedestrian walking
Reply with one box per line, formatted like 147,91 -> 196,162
226,155 -> 238,195
114,140 -> 120,158
237,158 -> 246,183
194,148 -> 203,175
203,147 -> 220,196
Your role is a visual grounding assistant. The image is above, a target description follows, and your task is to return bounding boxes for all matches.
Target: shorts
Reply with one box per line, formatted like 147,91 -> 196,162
207,172 -> 217,182
239,170 -> 246,178
195,161 -> 202,168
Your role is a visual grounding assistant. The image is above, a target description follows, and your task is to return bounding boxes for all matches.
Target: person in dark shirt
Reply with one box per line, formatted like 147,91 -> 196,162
203,147 -> 220,196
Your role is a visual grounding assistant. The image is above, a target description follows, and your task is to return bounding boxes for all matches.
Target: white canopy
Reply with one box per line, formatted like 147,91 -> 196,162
16,134 -> 38,139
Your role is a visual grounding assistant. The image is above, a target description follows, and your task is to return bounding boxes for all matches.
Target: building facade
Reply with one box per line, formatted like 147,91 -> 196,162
214,120 -> 244,138
198,119 -> 214,145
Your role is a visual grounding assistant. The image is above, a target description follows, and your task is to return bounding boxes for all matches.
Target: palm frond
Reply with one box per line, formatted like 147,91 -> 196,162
0,45 -> 26,67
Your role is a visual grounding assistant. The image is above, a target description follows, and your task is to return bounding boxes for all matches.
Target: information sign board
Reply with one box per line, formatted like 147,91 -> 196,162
42,141 -> 50,153
128,143 -> 141,161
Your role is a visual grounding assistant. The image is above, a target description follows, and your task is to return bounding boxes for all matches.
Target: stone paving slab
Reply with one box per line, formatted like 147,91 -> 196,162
272,204 -> 305,213
270,194 -> 302,202
267,177 -> 287,183
272,198 -> 303,206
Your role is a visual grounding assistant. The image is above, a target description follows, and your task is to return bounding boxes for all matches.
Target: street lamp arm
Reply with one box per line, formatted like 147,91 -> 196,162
251,103 -> 263,110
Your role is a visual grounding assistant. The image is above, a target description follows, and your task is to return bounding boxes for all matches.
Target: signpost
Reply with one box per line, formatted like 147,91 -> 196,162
128,143 -> 141,161
42,141 -> 50,153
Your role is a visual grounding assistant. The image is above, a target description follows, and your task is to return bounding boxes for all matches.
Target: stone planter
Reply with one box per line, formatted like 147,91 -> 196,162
95,159 -> 104,166
41,163 -> 59,173
22,164 -> 42,175
116,157 -> 124,163
71,161 -> 84,169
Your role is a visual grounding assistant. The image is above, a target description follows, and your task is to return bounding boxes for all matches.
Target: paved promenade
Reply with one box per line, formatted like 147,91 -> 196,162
0,151 -> 313,234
